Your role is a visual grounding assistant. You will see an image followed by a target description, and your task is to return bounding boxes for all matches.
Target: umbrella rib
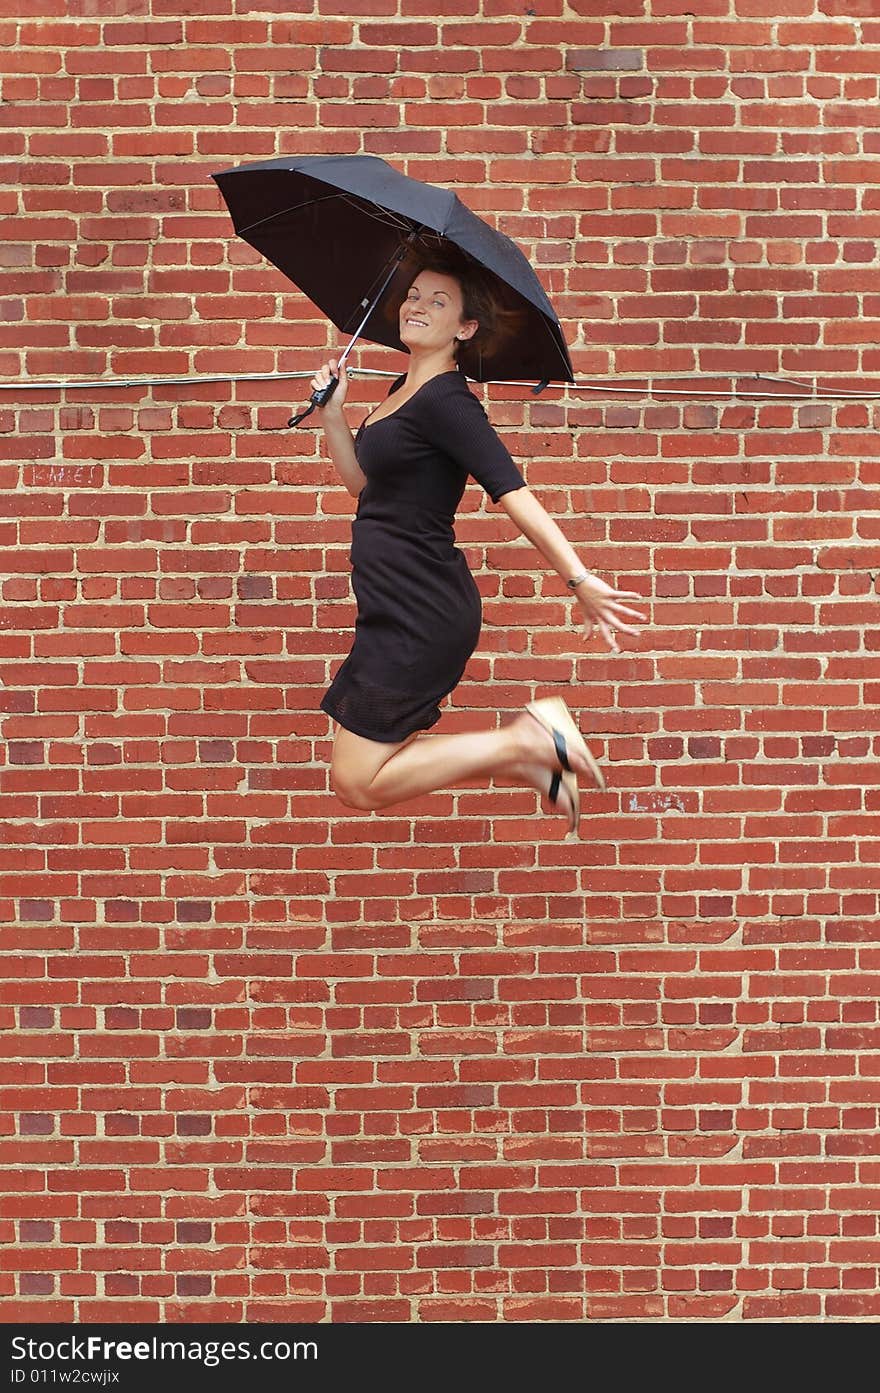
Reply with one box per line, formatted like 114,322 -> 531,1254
233,192 -> 417,240
336,195 -> 417,233
232,192 -> 344,237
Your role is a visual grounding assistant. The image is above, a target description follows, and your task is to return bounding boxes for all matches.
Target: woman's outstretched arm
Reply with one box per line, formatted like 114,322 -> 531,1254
499,486 -> 646,652
311,358 -> 367,499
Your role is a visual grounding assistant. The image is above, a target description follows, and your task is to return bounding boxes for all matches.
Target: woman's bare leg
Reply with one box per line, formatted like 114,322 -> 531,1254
329,712 -> 597,827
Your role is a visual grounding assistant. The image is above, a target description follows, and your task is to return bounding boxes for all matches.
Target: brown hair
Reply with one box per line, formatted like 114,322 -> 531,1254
411,251 -> 503,360
381,245 -> 522,371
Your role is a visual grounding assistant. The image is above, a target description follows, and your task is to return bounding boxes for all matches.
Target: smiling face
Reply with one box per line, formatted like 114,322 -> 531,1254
399,270 -> 479,358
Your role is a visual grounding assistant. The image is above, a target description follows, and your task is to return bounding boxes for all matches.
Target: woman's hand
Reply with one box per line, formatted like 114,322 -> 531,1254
310,358 -> 348,415
309,357 -> 365,497
572,573 -> 647,653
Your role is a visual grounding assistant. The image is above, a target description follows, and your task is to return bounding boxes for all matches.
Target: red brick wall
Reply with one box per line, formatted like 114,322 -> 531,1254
2,3 -> 879,1323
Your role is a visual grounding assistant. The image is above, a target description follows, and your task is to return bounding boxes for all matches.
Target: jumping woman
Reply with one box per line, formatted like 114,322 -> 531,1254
312,256 -> 646,836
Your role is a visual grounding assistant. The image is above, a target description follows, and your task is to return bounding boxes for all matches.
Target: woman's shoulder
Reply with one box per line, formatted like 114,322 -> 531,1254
415,369 -> 479,412
426,368 -> 471,394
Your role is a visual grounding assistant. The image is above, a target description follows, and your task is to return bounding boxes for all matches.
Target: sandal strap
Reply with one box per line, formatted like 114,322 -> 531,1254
548,769 -> 562,805
551,727 -> 572,772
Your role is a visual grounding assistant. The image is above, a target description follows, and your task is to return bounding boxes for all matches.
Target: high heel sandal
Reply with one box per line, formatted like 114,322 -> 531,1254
546,763 -> 579,837
526,696 -> 606,838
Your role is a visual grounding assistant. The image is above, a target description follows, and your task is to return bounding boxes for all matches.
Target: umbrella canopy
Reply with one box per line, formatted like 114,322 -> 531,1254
211,154 -> 574,386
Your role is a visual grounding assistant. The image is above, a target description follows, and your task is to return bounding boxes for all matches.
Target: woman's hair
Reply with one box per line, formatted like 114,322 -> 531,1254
379,244 -> 523,370
375,246 -> 515,373
411,251 -> 502,358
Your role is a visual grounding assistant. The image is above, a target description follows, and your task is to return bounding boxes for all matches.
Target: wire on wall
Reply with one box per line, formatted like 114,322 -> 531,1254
0,366 -> 878,404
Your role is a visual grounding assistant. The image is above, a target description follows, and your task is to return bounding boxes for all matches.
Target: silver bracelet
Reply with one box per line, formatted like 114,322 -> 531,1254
566,571 -> 590,591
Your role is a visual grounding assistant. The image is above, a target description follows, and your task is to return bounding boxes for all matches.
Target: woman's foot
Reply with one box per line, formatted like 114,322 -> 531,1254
503,701 -> 606,836
508,705 -> 603,787
505,710 -> 580,834
524,699 -> 605,791
512,756 -> 579,832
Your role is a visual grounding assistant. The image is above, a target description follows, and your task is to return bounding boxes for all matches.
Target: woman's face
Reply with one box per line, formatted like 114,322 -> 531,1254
399,271 -> 479,356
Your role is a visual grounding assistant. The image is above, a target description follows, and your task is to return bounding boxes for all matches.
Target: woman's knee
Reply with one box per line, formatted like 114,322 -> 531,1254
329,764 -> 378,810
329,738 -> 384,810
329,726 -> 415,810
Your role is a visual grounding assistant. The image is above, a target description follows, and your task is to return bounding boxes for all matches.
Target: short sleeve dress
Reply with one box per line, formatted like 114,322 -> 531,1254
319,368 -> 527,743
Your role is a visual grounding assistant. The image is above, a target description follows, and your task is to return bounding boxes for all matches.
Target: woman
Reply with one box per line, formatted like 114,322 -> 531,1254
311,256 -> 646,835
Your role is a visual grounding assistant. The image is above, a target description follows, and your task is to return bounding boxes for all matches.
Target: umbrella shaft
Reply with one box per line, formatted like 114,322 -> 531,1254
338,234 -> 415,368
289,232 -> 418,429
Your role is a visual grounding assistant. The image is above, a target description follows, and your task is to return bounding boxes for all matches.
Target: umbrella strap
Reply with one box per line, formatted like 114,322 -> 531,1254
288,398 -> 318,427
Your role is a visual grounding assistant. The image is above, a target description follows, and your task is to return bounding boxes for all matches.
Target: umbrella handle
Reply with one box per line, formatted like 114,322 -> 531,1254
288,375 -> 338,428
312,376 -> 339,408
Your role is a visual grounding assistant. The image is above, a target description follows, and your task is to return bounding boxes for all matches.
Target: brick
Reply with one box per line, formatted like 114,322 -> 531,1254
568,49 -> 644,71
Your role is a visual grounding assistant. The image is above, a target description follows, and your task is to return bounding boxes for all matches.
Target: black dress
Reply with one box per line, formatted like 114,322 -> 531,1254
320,369 -> 527,743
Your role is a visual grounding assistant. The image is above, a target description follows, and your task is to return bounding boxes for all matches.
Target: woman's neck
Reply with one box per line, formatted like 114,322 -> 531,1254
403,347 -> 457,392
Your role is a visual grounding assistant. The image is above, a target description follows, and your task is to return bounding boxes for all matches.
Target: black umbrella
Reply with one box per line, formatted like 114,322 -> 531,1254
211,154 -> 574,425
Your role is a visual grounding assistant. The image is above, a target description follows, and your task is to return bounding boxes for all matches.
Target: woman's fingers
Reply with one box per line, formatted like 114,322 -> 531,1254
601,610 -> 648,632
590,621 -> 637,642
580,603 -> 642,649
586,598 -> 646,627
605,593 -> 647,621
578,579 -> 647,615
311,359 -> 344,385
574,578 -> 648,649
584,603 -> 643,633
